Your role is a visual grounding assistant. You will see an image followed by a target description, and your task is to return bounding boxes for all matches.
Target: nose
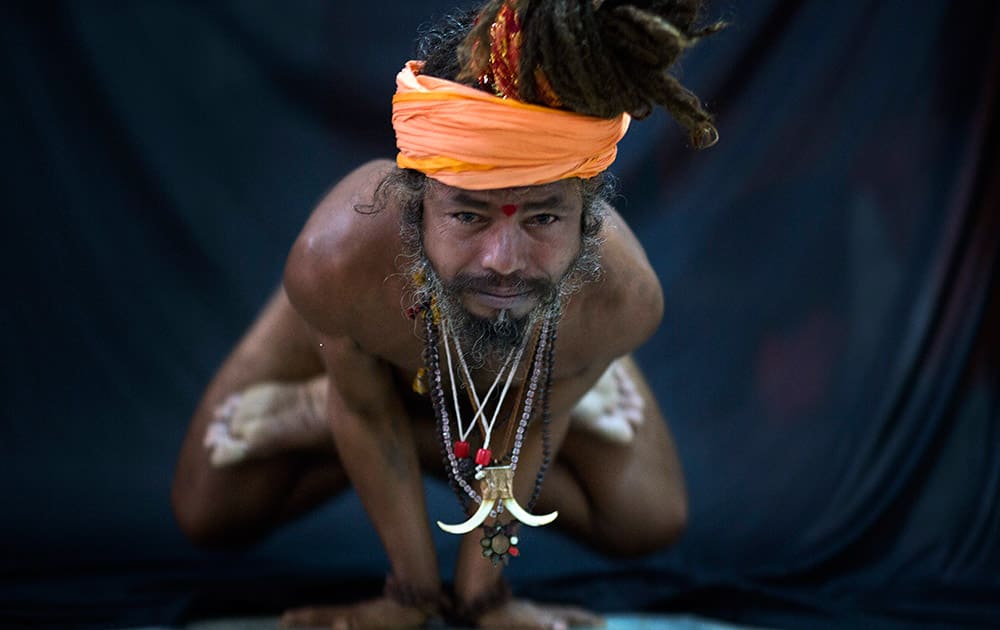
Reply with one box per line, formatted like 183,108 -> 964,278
479,222 -> 528,277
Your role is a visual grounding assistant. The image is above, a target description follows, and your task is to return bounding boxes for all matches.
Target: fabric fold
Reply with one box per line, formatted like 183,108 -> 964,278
392,61 -> 630,190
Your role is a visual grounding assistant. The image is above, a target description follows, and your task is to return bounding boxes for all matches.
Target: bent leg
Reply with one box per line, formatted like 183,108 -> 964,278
172,287 -> 347,548
538,356 -> 687,556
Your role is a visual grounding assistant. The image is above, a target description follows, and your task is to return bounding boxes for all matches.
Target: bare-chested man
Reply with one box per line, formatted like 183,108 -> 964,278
172,2 -> 721,628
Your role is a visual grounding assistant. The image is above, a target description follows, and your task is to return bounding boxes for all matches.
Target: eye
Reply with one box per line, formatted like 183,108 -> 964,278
527,213 -> 559,226
451,211 -> 481,224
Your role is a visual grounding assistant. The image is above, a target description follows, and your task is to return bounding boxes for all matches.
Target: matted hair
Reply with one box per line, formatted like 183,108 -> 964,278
369,0 -> 721,238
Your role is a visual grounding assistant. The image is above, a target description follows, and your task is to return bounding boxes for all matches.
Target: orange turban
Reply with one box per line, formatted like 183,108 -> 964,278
392,61 -> 631,190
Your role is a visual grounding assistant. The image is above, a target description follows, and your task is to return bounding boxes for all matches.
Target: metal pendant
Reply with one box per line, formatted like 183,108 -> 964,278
481,521 -> 519,566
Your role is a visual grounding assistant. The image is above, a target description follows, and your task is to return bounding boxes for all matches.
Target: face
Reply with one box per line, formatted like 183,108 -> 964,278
413,178 -> 586,367
420,179 -> 584,322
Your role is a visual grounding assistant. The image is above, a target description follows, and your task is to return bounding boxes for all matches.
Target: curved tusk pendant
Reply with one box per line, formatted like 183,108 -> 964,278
437,498 -> 495,534
503,497 -> 558,527
438,466 -> 558,535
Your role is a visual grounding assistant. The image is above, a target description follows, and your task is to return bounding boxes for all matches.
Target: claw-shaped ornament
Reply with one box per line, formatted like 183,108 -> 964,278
437,466 -> 558,534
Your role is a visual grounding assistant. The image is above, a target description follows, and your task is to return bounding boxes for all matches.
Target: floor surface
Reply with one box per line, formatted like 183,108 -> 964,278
129,613 -> 761,630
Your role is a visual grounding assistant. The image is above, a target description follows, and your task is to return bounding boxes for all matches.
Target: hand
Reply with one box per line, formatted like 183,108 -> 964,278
475,599 -> 605,630
279,596 -> 430,629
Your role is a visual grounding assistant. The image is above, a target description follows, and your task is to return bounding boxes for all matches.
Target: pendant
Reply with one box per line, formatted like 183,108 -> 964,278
481,521 -> 520,566
436,465 -> 558,535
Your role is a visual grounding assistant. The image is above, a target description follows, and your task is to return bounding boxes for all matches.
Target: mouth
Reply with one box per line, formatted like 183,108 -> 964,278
467,289 -> 535,313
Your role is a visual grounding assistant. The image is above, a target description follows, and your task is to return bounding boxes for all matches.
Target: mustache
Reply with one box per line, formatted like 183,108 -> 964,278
444,271 -> 555,297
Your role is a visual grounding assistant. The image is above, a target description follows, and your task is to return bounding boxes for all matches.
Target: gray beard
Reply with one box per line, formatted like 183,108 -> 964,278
405,228 -> 602,369
416,260 -> 557,369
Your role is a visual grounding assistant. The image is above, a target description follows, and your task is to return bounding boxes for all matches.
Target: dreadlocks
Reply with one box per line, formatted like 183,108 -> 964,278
372,0 -> 721,232
457,0 -> 724,148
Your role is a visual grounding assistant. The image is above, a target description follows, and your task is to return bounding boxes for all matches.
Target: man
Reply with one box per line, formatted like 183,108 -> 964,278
172,2 -> 720,627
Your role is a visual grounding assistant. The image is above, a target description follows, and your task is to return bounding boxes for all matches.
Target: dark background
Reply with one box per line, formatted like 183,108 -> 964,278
2,1 -> 998,628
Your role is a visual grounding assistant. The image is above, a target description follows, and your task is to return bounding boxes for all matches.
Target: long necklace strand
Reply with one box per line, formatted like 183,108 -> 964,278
528,311 -> 557,511
441,320 -> 518,443
450,321 -> 529,455
509,314 -> 550,473
424,304 -> 478,507
423,301 -> 556,513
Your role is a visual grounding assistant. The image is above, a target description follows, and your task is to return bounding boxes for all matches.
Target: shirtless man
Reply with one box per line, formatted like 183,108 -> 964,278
172,2 -> 721,627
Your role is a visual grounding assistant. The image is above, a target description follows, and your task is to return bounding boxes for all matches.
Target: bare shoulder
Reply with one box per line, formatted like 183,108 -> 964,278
562,202 -> 664,364
595,203 -> 664,344
283,159 -> 402,337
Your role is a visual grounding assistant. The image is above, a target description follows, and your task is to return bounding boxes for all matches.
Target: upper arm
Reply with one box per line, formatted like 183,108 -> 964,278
313,332 -> 399,421
587,203 -> 664,357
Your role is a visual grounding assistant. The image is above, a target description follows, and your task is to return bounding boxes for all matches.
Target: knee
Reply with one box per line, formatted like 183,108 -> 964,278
594,494 -> 687,557
171,483 -> 261,551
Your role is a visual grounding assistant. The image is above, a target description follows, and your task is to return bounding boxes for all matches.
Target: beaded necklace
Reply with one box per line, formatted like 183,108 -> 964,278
416,297 -> 558,564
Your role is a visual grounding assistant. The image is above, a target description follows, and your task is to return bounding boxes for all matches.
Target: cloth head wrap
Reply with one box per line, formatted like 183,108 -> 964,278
392,61 -> 631,190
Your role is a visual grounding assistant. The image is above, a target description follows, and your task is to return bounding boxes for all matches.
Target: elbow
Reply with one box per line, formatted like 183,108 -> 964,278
593,486 -> 687,558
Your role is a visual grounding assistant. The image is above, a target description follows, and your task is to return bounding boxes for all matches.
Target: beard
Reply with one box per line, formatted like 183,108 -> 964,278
405,227 -> 602,370
409,257 -> 599,370
419,263 -> 559,369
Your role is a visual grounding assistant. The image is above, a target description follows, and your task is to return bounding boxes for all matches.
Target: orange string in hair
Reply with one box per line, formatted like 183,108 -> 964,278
392,61 -> 630,190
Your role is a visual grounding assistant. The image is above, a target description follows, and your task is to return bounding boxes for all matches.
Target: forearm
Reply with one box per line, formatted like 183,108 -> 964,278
451,414 -> 572,605
327,384 -> 441,592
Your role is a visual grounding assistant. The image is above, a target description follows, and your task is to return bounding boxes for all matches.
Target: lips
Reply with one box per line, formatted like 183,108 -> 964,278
469,289 -> 534,311
481,288 -> 529,298
447,272 -> 551,316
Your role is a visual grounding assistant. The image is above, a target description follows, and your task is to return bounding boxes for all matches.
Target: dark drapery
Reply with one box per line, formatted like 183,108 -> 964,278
2,1 -> 998,628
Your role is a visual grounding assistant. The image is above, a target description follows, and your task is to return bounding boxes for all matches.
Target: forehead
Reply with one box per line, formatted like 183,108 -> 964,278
424,179 -> 580,207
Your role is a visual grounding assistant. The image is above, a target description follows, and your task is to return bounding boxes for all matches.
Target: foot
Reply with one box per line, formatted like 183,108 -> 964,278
204,377 -> 331,466
476,599 -> 605,630
279,596 -> 431,629
571,360 -> 644,444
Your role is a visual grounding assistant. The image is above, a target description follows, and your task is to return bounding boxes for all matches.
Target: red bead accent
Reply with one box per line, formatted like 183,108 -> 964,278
453,441 -> 470,459
475,448 -> 492,466
501,204 -> 518,217
509,547 -> 519,557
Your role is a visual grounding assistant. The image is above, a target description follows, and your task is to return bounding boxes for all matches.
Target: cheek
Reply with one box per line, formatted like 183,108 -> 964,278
422,223 -> 469,279
543,230 -> 582,271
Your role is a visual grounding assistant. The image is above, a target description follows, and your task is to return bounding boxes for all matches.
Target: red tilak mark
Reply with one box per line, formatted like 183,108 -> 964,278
501,204 -> 518,217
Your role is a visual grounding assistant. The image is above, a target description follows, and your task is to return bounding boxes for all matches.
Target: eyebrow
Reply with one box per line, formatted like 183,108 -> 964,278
522,196 -> 563,211
452,193 -> 491,210
452,193 -> 565,212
